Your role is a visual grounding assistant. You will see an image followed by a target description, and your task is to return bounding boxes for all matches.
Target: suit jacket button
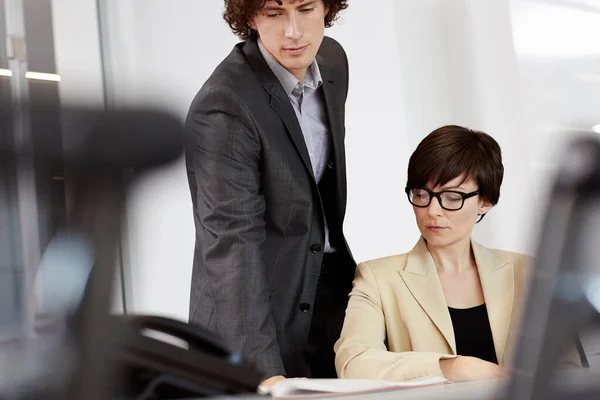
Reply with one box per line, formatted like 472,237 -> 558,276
299,303 -> 311,312
311,244 -> 323,253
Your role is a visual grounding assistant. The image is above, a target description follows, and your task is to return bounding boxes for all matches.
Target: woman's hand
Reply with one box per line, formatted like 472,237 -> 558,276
440,356 -> 507,382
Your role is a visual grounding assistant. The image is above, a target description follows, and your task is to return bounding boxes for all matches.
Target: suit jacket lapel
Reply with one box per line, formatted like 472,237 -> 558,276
242,40 -> 315,181
398,237 -> 457,354
472,240 -> 514,365
318,63 -> 346,206
269,95 -> 315,181
397,237 -> 516,362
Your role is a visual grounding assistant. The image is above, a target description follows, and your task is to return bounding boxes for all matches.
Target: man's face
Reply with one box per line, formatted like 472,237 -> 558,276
250,0 -> 329,81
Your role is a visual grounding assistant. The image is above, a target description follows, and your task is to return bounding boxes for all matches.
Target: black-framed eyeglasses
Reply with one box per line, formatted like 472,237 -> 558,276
405,186 -> 480,211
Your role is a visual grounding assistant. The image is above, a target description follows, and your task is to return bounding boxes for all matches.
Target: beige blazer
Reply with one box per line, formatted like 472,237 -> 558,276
334,236 -> 534,381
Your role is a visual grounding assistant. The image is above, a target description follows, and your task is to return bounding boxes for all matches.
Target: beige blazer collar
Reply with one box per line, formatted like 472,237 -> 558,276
398,236 -> 514,364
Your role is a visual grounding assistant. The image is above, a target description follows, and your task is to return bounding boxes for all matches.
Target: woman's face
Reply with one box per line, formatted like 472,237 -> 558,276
412,175 -> 492,249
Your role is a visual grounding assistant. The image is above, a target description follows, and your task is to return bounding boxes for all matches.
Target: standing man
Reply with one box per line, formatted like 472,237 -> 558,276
185,0 -> 355,385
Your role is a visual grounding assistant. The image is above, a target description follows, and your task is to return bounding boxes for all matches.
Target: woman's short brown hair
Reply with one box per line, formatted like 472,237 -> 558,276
406,125 -> 504,205
223,0 -> 348,41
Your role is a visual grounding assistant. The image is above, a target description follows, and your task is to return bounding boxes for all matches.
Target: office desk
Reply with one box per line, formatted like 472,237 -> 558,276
206,379 -> 502,400
311,379 -> 501,400
207,369 -> 600,400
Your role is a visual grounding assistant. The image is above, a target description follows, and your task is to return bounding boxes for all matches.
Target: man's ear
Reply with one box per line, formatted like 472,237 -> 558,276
248,17 -> 257,30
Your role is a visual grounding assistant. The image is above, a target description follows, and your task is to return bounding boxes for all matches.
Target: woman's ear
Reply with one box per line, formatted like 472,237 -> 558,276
478,198 -> 493,216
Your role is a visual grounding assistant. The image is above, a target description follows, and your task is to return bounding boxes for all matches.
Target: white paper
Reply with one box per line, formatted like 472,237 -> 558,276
266,376 -> 447,398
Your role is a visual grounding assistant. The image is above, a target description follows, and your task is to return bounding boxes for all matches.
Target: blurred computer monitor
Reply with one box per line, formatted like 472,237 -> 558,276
505,132 -> 600,400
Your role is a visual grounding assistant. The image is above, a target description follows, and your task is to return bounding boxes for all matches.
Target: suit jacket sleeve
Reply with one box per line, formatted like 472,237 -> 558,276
186,86 -> 285,378
334,262 -> 457,381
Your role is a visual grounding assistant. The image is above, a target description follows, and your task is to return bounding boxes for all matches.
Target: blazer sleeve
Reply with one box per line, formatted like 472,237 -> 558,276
334,262 -> 457,381
185,86 -> 285,378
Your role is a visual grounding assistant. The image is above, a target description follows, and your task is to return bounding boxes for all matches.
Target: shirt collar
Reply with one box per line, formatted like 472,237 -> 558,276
258,39 -> 323,95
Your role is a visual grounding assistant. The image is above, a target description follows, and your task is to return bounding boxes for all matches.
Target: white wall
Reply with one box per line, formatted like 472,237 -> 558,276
51,0 -> 586,322
509,0 -> 600,217
51,0 -> 104,107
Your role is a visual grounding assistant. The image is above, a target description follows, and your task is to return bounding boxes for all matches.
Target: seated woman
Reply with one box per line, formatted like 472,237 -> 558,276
334,125 -> 578,383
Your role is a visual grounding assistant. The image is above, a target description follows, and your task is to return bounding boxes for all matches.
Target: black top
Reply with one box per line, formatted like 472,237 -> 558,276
448,304 -> 498,364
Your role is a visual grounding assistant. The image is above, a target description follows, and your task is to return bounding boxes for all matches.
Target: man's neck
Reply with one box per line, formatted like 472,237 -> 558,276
290,68 -> 307,82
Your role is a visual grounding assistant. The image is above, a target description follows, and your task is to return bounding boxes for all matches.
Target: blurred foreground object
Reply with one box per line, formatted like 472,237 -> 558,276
0,102 -> 262,399
505,132 -> 600,400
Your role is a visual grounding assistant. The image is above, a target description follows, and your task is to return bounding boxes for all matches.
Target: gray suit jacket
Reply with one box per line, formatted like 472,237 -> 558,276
185,37 -> 356,378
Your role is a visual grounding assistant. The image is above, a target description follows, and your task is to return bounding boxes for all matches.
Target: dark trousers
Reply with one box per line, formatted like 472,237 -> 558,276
303,252 -> 353,378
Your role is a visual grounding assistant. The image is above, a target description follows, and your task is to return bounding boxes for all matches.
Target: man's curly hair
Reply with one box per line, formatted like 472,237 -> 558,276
223,0 -> 348,41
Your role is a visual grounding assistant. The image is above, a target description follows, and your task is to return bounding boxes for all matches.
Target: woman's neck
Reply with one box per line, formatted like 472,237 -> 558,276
427,237 -> 475,275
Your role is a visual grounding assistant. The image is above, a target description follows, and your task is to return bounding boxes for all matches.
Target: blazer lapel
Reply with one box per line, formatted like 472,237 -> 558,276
242,40 -> 315,181
318,64 -> 345,201
269,95 -> 315,181
472,240 -> 514,365
398,237 -> 457,354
